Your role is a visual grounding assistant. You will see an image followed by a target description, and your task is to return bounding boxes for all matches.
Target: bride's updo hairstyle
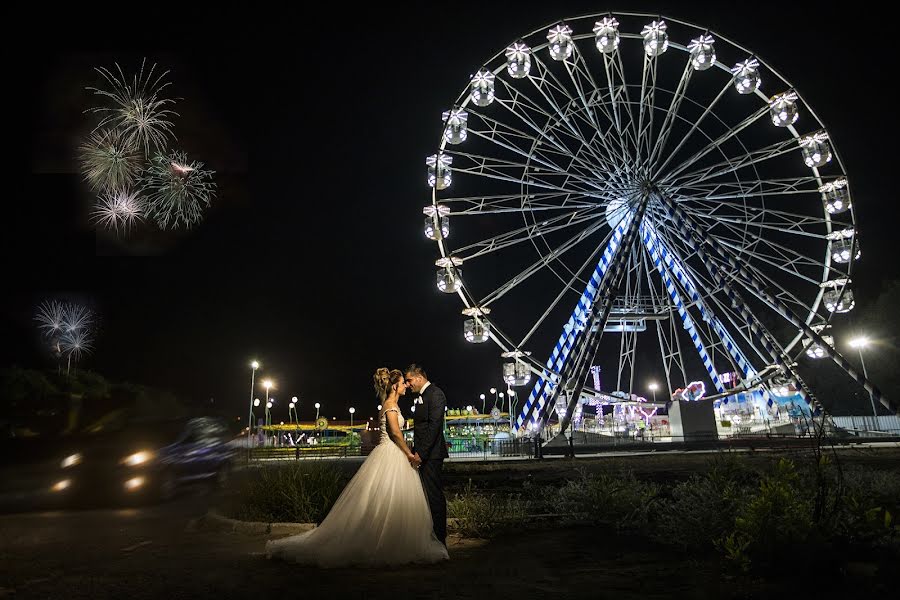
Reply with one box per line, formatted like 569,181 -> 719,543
373,368 -> 403,402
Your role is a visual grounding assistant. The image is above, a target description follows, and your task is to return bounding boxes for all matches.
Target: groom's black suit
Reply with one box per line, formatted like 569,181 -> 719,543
412,381 -> 449,545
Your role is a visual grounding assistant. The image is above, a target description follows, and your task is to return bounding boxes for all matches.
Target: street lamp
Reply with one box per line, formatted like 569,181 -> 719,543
263,379 -> 274,424
247,360 -> 259,448
498,391 -> 505,411
648,382 -> 659,403
265,400 -> 273,427
848,336 -> 879,429
480,393 -> 486,414
315,402 -> 321,420
349,407 -> 355,428
289,397 -> 299,424
490,387 -> 498,410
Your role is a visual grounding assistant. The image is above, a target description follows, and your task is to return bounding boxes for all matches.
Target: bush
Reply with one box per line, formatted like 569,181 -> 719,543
549,468 -> 661,531
448,479 -> 530,537
229,463 -> 349,524
717,458 -> 816,572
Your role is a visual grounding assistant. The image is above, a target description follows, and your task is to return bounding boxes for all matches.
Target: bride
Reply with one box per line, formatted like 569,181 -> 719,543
266,368 -> 449,567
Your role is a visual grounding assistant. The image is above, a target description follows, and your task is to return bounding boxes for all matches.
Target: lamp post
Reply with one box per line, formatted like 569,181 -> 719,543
648,382 -> 659,403
289,396 -> 298,424
315,402 -> 321,420
490,387 -> 498,410
263,379 -> 274,422
849,336 -> 878,430
247,360 -> 259,448
480,393 -> 486,414
508,388 -> 517,430
349,407 -> 355,429
498,391 -> 505,411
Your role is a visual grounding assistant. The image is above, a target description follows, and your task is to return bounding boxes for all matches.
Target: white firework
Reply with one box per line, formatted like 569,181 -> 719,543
62,303 -> 95,336
35,301 -> 97,372
60,328 -> 94,363
35,300 -> 67,338
86,58 -> 178,156
91,188 -> 146,235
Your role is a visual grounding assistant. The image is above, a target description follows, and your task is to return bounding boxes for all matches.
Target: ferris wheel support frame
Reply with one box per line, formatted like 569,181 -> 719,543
514,217 -> 632,431
539,191 -> 652,435
641,221 -> 773,409
641,223 -> 728,395
657,193 -> 895,415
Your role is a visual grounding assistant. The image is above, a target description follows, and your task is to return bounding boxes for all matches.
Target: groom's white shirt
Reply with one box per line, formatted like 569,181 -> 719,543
415,381 -> 431,404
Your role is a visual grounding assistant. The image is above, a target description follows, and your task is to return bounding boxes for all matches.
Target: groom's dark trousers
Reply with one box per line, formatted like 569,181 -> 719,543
413,382 -> 450,545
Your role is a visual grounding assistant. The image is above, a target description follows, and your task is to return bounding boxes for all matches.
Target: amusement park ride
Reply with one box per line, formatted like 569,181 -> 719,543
420,13 -> 893,440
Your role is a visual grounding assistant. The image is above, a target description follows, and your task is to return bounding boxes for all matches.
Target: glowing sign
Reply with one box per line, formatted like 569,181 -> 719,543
680,381 -> 707,402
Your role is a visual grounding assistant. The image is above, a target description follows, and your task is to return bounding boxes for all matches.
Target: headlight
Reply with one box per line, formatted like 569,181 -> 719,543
61,453 -> 82,468
120,451 -> 154,467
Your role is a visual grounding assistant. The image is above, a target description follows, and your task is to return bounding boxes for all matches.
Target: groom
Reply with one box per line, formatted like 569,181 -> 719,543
405,364 -> 449,547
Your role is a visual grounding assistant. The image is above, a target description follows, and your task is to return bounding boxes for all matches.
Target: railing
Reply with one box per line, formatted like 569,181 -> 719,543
247,445 -> 360,461
445,437 -> 537,460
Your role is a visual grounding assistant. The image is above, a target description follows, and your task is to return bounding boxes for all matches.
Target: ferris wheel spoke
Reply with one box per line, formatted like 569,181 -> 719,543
453,208 -> 603,262
646,61 -> 695,173
716,237 -> 835,289
666,137 -> 798,189
604,50 -> 640,155
448,151 -> 611,197
467,104 -> 624,185
690,218 -> 828,318
635,54 -> 659,170
650,80 -> 733,180
462,123 -> 612,190
442,192 -> 601,216
517,227 -> 618,349
527,55 -> 633,181
682,208 -> 831,241
492,82 -> 630,185
678,197 -> 842,230
660,104 -> 770,184
478,218 -> 609,309
564,50 -> 637,176
666,175 -> 831,203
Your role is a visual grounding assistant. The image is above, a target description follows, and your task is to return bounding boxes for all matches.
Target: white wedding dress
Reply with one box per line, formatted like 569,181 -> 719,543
266,407 -> 449,567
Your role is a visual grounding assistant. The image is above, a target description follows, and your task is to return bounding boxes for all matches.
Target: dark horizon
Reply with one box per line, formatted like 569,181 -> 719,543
9,2 -> 898,426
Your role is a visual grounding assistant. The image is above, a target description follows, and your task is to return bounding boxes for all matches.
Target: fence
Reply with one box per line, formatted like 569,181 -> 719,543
831,415 -> 900,437
444,437 -> 537,460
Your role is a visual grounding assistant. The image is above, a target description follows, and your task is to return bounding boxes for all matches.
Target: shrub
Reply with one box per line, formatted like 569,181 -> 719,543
229,462 -> 348,524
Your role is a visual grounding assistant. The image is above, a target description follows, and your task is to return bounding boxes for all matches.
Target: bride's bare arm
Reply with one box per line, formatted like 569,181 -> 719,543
385,409 -> 415,459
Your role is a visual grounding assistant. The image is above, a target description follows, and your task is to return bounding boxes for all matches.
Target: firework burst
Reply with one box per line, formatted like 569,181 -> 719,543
90,188 -> 146,235
86,59 -> 178,156
62,304 -> 95,336
35,301 -> 98,374
141,150 -> 216,230
78,127 -> 143,191
35,300 -> 67,338
60,328 -> 94,363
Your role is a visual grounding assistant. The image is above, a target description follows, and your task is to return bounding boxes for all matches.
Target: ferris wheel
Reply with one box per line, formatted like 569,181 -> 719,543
420,12 -> 893,435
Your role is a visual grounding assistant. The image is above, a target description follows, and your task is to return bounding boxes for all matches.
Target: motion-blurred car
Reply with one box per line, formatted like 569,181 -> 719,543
47,416 -> 236,505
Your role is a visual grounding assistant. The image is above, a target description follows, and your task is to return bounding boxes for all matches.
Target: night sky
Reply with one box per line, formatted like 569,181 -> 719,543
9,2 -> 898,425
